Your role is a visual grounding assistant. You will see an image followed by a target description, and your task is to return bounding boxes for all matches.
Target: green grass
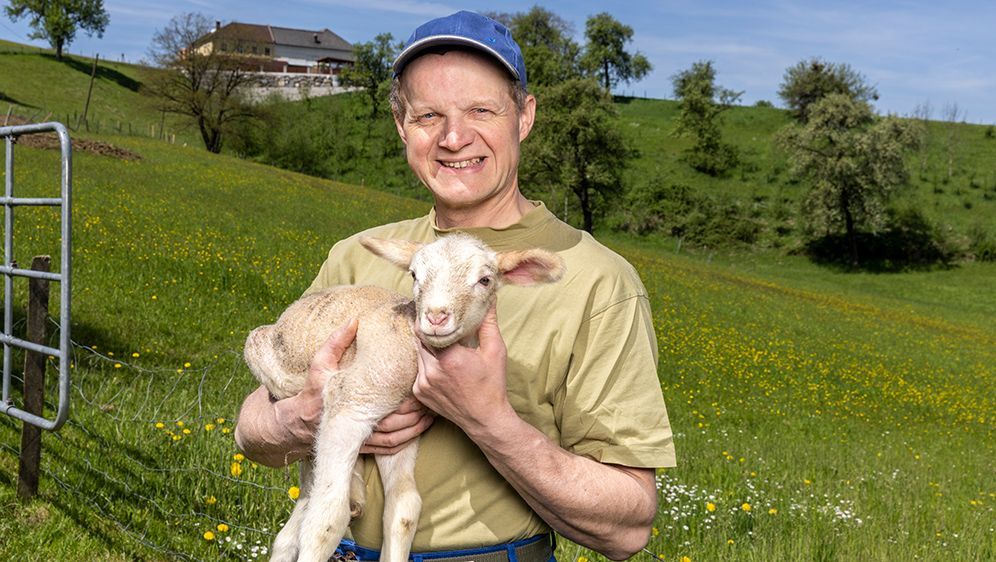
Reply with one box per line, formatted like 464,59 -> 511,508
0,39 -> 198,145
1,40 -> 993,561
0,133 -> 991,561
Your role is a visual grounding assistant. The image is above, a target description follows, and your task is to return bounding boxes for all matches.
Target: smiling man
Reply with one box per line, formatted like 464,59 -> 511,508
234,11 -> 675,562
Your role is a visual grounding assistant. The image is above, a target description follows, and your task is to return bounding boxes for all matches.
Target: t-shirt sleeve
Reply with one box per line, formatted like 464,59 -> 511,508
557,293 -> 676,468
305,239 -> 355,294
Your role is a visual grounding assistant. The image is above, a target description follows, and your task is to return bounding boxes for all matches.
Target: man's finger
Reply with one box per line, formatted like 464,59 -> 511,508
312,317 -> 359,369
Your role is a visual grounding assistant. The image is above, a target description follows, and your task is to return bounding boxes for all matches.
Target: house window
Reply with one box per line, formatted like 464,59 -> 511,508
251,45 -> 258,54
264,47 -> 271,56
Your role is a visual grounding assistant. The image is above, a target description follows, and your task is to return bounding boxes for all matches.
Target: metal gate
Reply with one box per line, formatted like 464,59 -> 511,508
0,122 -> 72,431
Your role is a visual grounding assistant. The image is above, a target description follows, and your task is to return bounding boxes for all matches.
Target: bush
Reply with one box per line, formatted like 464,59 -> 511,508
966,224 -> 996,262
805,206 -> 956,271
613,180 -> 763,248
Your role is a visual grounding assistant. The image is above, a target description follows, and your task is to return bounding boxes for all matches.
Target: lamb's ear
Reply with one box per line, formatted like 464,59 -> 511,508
496,249 -> 565,286
359,237 -> 423,270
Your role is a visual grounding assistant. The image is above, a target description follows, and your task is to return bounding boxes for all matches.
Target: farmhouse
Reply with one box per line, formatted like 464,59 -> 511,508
194,21 -> 355,75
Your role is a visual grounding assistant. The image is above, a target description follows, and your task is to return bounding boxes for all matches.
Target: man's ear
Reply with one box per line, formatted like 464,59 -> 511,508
518,94 -> 537,142
395,117 -> 408,145
359,237 -> 423,269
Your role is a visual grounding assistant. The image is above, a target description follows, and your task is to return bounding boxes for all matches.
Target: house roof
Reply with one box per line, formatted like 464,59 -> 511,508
206,22 -> 353,52
271,26 -> 352,51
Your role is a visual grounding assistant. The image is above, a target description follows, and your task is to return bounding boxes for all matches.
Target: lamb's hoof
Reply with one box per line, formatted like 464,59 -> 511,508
350,500 -> 364,519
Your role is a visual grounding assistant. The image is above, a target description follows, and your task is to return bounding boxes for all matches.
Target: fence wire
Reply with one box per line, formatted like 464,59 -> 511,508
1,331 -> 292,561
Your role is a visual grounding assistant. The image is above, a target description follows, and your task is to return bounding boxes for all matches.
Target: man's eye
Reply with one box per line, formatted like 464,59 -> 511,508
419,112 -> 436,120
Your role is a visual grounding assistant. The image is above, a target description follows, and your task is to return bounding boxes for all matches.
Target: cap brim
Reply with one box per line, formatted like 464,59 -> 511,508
393,35 -> 520,80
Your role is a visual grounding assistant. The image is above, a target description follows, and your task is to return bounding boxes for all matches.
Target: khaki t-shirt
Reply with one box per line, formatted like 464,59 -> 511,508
307,202 -> 675,551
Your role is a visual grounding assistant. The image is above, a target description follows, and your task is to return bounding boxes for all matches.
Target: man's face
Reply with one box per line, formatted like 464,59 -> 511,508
395,50 -> 536,213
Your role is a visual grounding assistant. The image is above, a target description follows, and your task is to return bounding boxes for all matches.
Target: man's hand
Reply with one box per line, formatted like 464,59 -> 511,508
413,305 -> 513,432
361,396 -> 435,455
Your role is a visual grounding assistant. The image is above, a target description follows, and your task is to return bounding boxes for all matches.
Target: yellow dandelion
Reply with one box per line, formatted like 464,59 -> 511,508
233,453 -> 245,462
804,479 -> 812,485
108,352 -> 114,357
221,428 -> 231,434
680,557 -> 691,562
151,295 -> 157,300
741,502 -> 752,512
184,362 -> 192,368
216,417 -> 226,424
176,368 -> 184,374
132,352 -> 140,358
288,486 -> 300,500
171,435 -> 181,442
216,523 -> 229,533
182,428 -> 191,435
706,502 -> 716,512
651,526 -> 659,537
205,495 -> 217,505
230,462 -> 242,477
176,421 -> 184,428
727,539 -> 734,545
114,363 -> 122,369
203,531 -> 215,541
204,423 -> 216,431
155,422 -> 165,429
578,557 -> 588,562
768,508 -> 778,515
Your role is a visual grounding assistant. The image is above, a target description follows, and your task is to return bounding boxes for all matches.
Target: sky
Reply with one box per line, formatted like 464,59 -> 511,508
2,0 -> 994,124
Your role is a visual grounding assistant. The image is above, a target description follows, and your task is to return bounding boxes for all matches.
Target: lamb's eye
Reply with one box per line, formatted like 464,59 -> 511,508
410,271 -> 417,281
478,276 -> 491,287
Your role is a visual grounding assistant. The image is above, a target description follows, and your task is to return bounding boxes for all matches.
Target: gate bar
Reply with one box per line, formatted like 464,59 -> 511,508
0,122 -> 72,431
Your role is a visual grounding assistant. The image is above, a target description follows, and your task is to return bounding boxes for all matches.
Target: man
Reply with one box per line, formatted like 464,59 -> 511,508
235,11 -> 674,562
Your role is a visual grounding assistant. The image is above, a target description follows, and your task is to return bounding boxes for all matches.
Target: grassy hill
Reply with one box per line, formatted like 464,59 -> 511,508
0,42 -> 993,561
4,40 -> 993,258
1,39 -> 198,145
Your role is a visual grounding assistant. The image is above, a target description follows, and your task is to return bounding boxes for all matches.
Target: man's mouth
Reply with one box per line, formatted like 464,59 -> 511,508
440,157 -> 484,169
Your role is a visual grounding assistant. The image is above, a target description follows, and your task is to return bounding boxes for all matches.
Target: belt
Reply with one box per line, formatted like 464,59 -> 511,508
337,534 -> 554,562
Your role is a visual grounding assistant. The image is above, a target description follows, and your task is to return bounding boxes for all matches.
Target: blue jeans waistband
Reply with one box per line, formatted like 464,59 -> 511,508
336,534 -> 552,562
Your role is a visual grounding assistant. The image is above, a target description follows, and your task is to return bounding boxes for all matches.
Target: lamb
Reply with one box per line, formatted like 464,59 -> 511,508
243,233 -> 565,562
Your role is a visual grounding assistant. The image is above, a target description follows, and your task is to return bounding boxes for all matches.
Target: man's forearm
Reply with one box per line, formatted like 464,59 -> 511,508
234,385 -> 313,468
464,404 -> 658,561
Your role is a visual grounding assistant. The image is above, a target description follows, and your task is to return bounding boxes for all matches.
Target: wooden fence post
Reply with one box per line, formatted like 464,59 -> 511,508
17,255 -> 50,500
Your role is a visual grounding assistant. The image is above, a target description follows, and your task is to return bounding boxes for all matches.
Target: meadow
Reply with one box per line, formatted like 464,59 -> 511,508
0,129 -> 991,561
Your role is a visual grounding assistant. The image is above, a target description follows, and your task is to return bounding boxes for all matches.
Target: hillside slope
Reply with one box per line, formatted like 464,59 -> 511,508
0,124 -> 991,561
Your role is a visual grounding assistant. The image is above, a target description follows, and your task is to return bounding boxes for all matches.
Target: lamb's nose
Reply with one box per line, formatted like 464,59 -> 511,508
426,310 -> 449,326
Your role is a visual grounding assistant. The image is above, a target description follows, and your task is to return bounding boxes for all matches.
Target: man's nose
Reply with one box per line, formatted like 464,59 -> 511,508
439,117 -> 474,151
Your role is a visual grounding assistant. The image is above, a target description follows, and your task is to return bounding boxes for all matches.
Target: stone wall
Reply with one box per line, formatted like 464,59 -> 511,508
244,72 -> 356,102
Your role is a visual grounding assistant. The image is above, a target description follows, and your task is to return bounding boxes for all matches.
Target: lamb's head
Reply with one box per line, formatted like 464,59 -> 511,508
360,233 -> 565,348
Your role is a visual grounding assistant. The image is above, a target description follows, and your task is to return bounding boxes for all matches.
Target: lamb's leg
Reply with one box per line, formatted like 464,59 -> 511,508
269,459 -> 314,562
375,438 -> 422,562
296,412 -> 375,562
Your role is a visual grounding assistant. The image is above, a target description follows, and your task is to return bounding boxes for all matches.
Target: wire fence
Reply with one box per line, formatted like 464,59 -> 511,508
0,320 -> 291,560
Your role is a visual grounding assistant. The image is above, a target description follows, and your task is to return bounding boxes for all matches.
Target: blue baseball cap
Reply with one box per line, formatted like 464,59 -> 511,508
393,11 -> 527,89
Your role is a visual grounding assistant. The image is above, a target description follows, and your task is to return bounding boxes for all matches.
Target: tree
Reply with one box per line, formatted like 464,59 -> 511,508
778,57 -> 879,122
580,12 -> 651,92
4,0 -> 109,60
671,60 -> 742,176
339,33 -> 401,118
145,13 -> 257,153
777,94 -> 921,266
488,6 -> 581,88
522,78 -> 628,233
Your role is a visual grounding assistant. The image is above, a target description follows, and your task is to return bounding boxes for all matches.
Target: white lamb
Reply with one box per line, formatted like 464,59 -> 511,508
243,233 -> 565,562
